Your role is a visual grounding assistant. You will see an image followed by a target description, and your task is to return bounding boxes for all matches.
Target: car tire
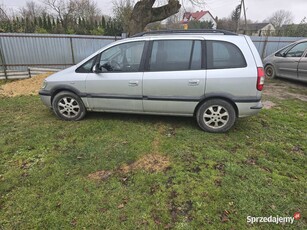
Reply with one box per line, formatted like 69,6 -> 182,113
196,99 -> 236,133
52,91 -> 86,121
265,65 -> 276,79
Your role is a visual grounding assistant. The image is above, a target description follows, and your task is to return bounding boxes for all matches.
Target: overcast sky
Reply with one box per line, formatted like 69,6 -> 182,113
1,0 -> 306,24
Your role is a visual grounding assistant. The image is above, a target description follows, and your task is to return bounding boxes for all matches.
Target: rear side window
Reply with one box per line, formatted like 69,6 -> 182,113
149,40 -> 202,71
207,41 -> 247,69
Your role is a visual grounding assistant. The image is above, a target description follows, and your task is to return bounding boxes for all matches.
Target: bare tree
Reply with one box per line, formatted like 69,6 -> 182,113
41,0 -> 68,22
113,0 -> 134,33
42,0 -> 101,30
20,1 -> 47,19
0,4 -> 10,21
42,0 -> 100,20
69,0 -> 101,20
165,7 -> 185,26
267,10 -> 294,28
128,0 -> 206,35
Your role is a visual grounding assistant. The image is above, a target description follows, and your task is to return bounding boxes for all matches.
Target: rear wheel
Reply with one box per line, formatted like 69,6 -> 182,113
265,64 -> 276,79
52,91 -> 86,121
196,99 -> 236,133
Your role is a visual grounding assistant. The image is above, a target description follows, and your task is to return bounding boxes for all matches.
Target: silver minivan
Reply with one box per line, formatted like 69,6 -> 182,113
39,30 -> 264,132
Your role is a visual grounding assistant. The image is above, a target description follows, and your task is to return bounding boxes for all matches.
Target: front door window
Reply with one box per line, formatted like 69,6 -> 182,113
99,41 -> 145,72
285,42 -> 307,57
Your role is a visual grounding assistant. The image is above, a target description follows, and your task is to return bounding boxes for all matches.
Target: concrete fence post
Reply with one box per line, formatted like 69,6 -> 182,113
0,37 -> 8,80
261,36 -> 269,59
70,37 -> 75,65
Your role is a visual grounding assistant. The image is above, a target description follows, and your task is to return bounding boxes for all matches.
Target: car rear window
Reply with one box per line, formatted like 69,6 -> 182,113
206,41 -> 247,69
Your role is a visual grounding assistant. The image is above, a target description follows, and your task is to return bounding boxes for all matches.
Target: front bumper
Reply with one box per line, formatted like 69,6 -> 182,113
39,90 -> 52,108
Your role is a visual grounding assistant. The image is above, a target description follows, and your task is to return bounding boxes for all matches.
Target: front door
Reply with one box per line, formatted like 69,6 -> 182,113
298,52 -> 307,81
278,42 -> 307,79
86,41 -> 145,112
143,39 -> 205,115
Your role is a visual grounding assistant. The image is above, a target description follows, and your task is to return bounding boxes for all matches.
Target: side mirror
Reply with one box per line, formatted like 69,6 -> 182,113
92,63 -> 107,73
275,52 -> 286,57
92,63 -> 99,73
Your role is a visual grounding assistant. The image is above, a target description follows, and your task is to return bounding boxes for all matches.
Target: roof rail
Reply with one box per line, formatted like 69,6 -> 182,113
132,29 -> 237,37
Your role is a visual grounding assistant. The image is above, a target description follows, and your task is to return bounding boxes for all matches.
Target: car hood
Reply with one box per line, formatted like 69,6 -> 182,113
45,66 -> 77,82
263,53 -> 275,65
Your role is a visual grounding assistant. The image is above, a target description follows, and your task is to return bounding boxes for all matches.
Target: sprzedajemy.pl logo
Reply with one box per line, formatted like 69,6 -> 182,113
247,212 -> 301,224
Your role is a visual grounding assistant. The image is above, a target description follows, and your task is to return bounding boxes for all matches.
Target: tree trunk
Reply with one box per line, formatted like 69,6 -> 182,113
128,0 -> 181,36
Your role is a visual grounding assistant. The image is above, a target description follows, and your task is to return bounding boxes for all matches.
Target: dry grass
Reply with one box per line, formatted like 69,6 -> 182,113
88,154 -> 170,181
0,73 -> 51,97
119,154 -> 170,174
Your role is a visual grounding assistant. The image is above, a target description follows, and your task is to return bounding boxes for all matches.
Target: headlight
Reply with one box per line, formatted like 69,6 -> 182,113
41,80 -> 47,89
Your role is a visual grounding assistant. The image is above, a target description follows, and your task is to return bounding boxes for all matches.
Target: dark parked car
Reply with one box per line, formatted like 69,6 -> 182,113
263,39 -> 307,82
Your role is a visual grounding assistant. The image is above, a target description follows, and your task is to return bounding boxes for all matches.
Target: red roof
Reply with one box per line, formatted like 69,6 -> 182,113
182,10 -> 209,23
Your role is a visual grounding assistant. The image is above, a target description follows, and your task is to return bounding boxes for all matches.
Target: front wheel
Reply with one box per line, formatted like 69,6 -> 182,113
196,99 -> 236,133
52,91 -> 86,121
265,64 -> 276,79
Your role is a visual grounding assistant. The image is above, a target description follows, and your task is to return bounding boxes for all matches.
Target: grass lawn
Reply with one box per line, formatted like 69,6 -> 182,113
0,79 -> 306,229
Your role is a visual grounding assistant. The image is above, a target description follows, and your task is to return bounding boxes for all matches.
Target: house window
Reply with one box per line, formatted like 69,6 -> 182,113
206,41 -> 247,69
149,40 -> 202,71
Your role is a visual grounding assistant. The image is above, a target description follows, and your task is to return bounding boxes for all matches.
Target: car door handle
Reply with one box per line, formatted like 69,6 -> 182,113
129,81 -> 139,86
188,80 -> 200,86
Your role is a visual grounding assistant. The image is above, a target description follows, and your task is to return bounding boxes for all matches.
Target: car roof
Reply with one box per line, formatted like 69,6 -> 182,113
294,38 -> 307,43
117,29 -> 239,42
132,29 -> 237,37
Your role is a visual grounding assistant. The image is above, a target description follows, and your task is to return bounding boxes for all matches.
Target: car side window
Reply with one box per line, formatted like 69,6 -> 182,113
76,56 -> 96,73
191,41 -> 202,70
285,42 -> 307,57
207,41 -> 247,69
149,40 -> 202,71
99,41 -> 145,72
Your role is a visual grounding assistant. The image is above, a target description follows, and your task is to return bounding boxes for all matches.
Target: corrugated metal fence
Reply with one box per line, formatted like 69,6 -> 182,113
0,33 -> 305,79
0,33 -> 119,79
250,36 -> 305,59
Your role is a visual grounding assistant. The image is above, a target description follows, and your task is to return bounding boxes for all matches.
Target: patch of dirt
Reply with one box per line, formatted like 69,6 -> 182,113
88,124 -> 171,181
118,123 -> 170,173
221,210 -> 230,223
87,170 -> 113,181
214,163 -> 226,175
88,154 -> 170,181
262,101 -> 276,109
263,81 -> 307,102
245,157 -> 257,165
119,154 -> 170,173
0,73 -> 51,97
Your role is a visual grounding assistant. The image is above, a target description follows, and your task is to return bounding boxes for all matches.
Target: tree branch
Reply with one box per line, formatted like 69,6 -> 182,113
151,0 -> 181,22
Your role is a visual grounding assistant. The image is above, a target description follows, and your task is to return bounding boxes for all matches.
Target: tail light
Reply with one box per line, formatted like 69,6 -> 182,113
257,67 -> 265,91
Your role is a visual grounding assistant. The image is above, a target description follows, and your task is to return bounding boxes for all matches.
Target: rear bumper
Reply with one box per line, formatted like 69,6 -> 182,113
236,101 -> 263,117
